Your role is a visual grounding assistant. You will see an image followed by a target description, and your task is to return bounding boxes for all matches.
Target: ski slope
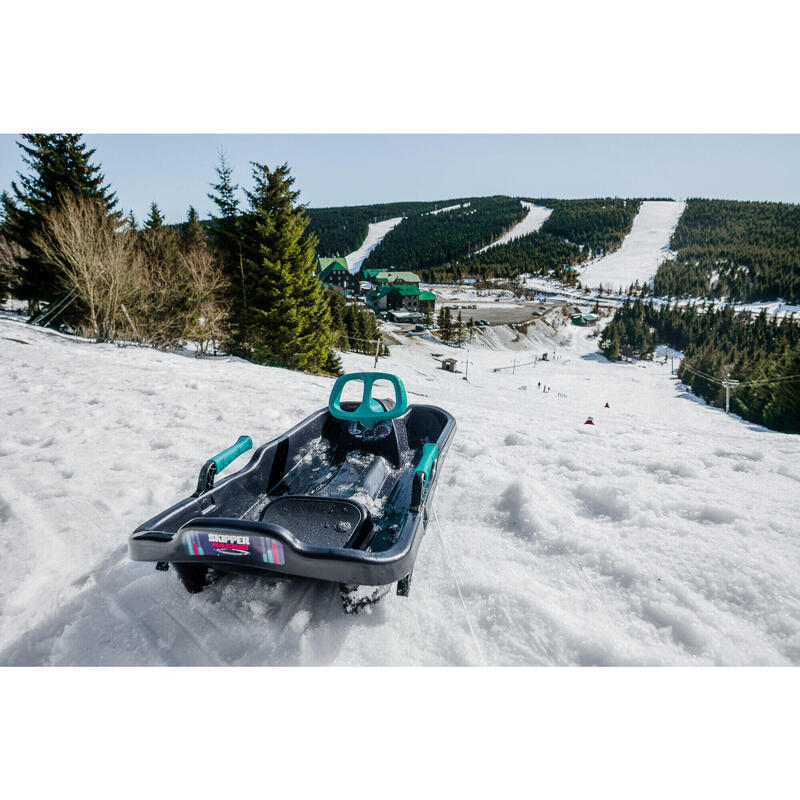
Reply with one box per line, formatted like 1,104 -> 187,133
1,309 -> 799,666
344,216 -> 403,273
476,201 -> 552,253
579,201 -> 686,291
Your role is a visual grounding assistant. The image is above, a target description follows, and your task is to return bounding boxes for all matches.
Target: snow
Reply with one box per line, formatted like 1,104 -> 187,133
427,202 -> 470,215
2,303 -> 800,666
579,201 -> 686,291
344,216 -> 403,274
475,201 -> 552,253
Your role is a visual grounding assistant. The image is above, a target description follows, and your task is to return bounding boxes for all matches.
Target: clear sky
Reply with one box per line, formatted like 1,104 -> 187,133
1,134 -> 798,225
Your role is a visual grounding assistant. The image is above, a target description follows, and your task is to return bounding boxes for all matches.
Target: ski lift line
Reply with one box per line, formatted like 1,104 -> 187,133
30,288 -> 78,326
683,365 -> 800,386
680,362 -> 800,388
432,506 -> 486,667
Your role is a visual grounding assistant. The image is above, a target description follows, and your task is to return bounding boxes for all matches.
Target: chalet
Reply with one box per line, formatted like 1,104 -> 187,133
318,257 -> 359,294
368,283 -> 422,312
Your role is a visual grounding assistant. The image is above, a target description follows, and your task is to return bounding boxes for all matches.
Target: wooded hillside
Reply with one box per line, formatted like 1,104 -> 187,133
653,198 -> 800,303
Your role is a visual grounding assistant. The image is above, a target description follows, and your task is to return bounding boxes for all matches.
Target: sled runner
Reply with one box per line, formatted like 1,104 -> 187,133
129,372 -> 455,611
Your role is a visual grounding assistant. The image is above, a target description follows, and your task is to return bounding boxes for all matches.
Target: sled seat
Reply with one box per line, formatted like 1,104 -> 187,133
259,496 -> 375,550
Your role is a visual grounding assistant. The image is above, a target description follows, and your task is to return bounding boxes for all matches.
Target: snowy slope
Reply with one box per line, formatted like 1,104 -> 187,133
344,216 -> 403,273
579,201 -> 686,291
476,201 -> 552,253
2,309 -> 799,666
428,202 -> 469,215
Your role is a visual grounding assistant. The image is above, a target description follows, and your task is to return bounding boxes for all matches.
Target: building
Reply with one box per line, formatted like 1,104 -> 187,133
368,283 -> 422,312
571,312 -> 599,326
362,269 -> 422,286
441,358 -> 457,372
418,290 -> 436,313
318,257 -> 360,294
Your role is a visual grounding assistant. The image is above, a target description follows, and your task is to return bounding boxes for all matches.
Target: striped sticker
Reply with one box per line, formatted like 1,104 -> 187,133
182,531 -> 285,566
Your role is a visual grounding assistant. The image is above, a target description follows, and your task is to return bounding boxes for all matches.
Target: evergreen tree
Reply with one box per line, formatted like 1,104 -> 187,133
181,205 -> 206,251
240,161 -> 335,373
455,310 -> 465,346
1,134 -> 118,306
144,202 -> 165,229
437,305 -> 453,343
207,151 -> 246,349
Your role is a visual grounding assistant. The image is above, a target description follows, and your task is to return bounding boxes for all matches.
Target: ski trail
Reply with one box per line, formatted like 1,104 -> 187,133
579,200 -> 686,291
475,201 -> 552,253
344,216 -> 403,274
427,202 -> 469,215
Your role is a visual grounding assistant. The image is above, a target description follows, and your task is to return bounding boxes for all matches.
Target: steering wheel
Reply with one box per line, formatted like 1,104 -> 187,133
328,372 -> 408,427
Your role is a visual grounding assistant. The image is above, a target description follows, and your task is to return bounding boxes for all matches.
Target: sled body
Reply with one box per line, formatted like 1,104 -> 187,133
129,374 -> 455,599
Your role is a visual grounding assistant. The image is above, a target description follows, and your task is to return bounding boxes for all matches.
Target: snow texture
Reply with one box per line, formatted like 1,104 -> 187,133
344,216 -> 403,274
2,300 -> 799,666
476,202 -> 552,253
579,201 -> 686,291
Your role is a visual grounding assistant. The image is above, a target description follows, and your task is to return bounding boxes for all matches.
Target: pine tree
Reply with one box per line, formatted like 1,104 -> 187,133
181,205 -> 206,252
437,305 -> 453,343
241,161 -> 335,373
455,310 -> 465,346
207,151 -> 246,350
1,134 -> 118,307
144,202 -> 165,229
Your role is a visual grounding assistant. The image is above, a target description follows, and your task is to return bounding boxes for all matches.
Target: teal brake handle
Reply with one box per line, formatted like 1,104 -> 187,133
193,435 -> 253,497
412,443 -> 439,508
328,372 -> 408,426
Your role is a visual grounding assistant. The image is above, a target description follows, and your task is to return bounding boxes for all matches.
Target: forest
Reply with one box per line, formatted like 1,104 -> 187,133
599,298 -> 800,432
307,200 -> 449,256
652,198 -> 800,303
533,198 -> 642,256
0,135 -> 384,376
424,197 -> 644,282
433,231 -> 585,283
361,196 -> 526,271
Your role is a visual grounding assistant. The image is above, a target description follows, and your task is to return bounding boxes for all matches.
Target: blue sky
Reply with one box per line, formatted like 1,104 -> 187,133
1,134 -> 798,225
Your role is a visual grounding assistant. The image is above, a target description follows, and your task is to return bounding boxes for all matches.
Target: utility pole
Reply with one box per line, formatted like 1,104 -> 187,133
463,351 -> 470,381
512,353 -> 517,375
373,338 -> 380,369
722,372 -> 740,414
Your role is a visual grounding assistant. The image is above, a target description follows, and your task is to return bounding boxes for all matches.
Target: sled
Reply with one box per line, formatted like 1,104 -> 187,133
129,372 -> 456,611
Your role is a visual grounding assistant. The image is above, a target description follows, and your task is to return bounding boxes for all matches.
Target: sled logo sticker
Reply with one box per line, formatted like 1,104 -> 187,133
183,530 -> 284,565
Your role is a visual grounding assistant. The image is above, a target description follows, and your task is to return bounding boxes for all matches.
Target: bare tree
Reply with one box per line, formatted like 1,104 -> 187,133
0,234 -> 26,300
178,245 -> 231,355
32,193 -> 141,341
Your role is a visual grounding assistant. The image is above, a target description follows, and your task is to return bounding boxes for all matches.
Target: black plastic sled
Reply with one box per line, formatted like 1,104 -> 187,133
129,372 -> 456,612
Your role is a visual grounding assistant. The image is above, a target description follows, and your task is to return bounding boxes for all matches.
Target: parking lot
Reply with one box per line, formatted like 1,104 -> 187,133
439,298 -> 568,326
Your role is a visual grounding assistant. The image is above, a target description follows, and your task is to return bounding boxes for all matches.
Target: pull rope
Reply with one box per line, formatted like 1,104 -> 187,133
432,505 -> 486,666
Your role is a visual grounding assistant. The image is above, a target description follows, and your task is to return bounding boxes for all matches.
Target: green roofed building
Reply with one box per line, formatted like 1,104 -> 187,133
317,256 -> 359,294
366,282 -> 435,315
361,268 -> 421,285
571,312 -> 599,326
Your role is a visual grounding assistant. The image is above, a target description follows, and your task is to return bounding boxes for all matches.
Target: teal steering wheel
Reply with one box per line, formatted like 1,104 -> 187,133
328,372 -> 408,426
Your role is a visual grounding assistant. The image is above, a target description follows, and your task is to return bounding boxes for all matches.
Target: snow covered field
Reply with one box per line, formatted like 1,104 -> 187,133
579,201 -> 686,291
2,308 -> 799,666
476,201 -> 552,253
344,216 -> 403,273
